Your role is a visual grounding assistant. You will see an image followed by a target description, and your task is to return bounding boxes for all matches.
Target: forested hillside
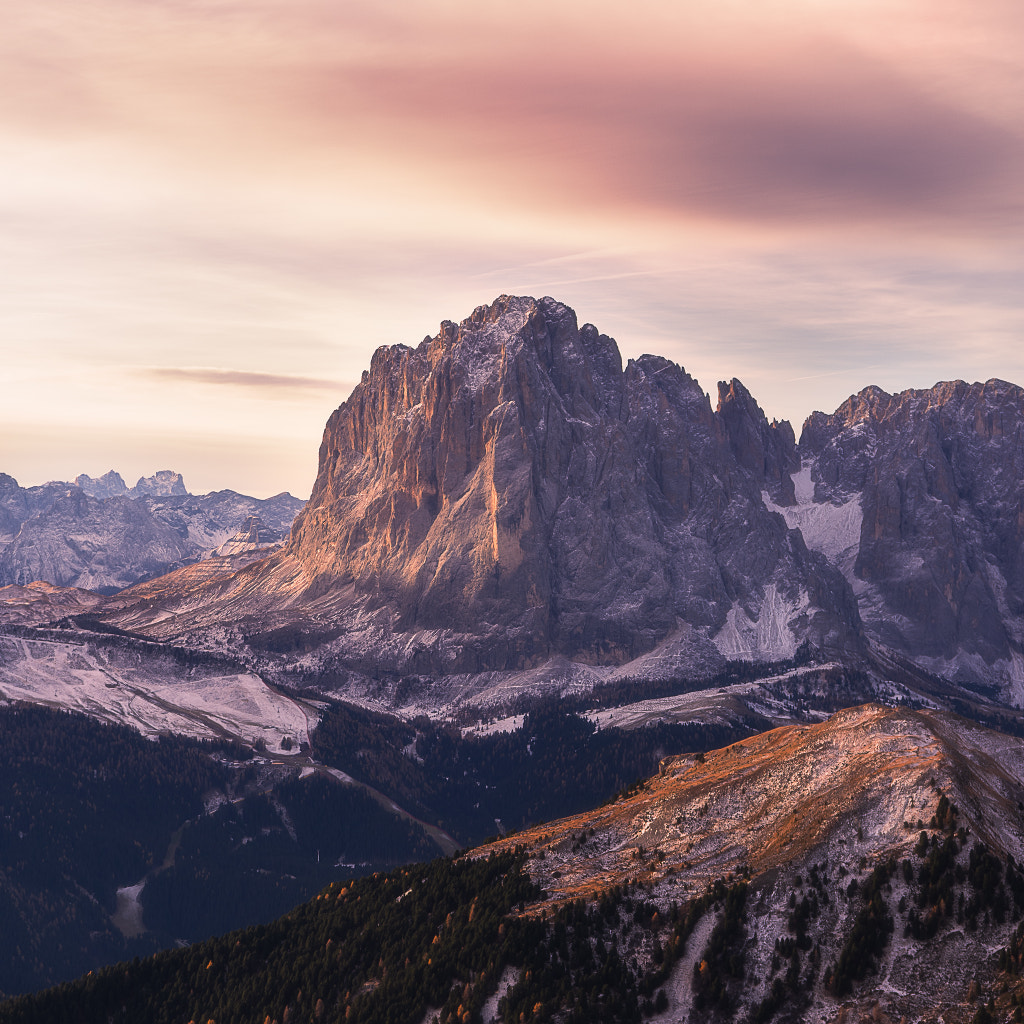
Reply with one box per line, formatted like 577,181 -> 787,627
0,707 -> 438,996
0,706 -> 228,995
141,774 -> 437,942
0,851 -> 541,1024
310,700 -> 764,844
0,697 -> 761,999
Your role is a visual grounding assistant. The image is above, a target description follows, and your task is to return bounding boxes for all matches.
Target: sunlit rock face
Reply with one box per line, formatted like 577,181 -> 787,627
283,295 -> 860,669
480,704 -> 1024,1024
797,378 -> 1024,689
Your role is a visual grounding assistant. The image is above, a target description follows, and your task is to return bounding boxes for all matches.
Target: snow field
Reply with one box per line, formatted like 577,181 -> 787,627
0,635 -> 314,753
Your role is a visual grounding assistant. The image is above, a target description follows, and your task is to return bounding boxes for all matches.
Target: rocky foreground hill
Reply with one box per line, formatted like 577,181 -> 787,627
6,704 -> 1024,1024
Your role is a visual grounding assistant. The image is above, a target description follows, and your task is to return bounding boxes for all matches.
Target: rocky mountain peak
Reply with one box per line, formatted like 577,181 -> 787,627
716,377 -> 798,505
789,377 -> 1024,689
0,471 -> 304,594
269,295 -> 860,672
132,470 -> 187,497
75,470 -> 129,499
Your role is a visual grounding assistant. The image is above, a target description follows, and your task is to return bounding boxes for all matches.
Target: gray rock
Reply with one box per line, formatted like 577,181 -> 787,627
0,473 -> 305,593
130,470 -> 188,497
276,295 -> 862,671
798,378 -> 1024,685
0,488 -> 191,594
75,471 -> 129,499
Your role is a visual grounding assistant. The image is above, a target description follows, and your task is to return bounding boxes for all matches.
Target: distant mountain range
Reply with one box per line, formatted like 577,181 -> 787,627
0,471 -> 304,593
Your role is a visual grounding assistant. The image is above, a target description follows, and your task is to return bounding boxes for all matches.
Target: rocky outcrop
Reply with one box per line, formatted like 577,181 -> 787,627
483,704 -> 1024,1022
131,470 -> 188,497
270,294 -> 859,670
213,515 -> 280,556
75,471 -> 129,499
716,377 -> 799,505
795,379 -> 1024,689
76,469 -> 186,499
0,475 -> 73,544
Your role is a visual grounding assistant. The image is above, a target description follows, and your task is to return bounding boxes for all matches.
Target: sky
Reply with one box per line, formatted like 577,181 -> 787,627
2,0 -> 1023,499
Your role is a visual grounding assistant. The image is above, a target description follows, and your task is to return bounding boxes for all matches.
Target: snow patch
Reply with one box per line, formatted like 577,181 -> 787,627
112,881 -> 147,938
463,715 -> 524,738
791,463 -> 815,505
585,665 -> 840,731
0,635 -> 315,752
712,585 -> 804,661
480,965 -> 520,1024
763,463 -> 863,576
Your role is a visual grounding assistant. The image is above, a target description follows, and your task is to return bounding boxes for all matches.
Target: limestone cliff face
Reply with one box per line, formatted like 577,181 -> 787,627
283,295 -> 858,667
717,377 -> 799,506
799,378 -> 1024,681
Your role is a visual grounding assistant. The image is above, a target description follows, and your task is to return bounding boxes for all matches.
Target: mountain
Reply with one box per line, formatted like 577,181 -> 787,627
74,471 -> 129,500
288,296 -> 858,666
76,469 -> 188,499
480,702 -> 1024,1022
0,473 -> 304,594
0,475 -> 73,545
129,470 -> 187,497
0,489 -> 192,593
212,514 -> 274,556
6,295 -> 1024,720
775,379 -> 1024,698
101,295 -> 861,686
7,704 -> 1024,1023
144,489 -> 302,552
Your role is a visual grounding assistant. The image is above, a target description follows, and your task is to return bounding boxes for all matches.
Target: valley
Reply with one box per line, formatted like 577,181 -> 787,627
6,705 -> 1024,1023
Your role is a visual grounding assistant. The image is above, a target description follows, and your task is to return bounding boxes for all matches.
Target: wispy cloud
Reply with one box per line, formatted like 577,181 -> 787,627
144,367 -> 349,394
4,0 -> 1024,497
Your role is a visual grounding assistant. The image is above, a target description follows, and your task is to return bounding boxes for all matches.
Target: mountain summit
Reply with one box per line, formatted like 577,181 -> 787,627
795,379 -> 1024,689
108,295 -> 860,677
285,295 -> 856,662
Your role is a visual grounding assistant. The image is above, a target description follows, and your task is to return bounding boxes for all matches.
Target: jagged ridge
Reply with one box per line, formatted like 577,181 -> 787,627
110,295 -> 858,675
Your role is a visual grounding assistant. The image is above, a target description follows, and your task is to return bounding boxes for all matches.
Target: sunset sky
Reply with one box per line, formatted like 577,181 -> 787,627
3,0 -> 1023,498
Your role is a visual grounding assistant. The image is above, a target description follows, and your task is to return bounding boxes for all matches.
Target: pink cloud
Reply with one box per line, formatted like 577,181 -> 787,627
4,2 -> 1020,235
299,37 -> 1018,228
